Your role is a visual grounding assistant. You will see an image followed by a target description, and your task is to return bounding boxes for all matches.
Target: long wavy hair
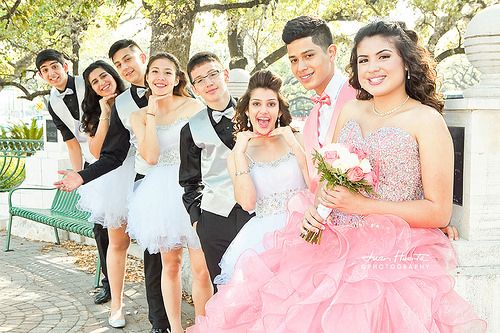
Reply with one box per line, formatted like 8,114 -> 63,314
234,70 -> 292,134
144,53 -> 189,98
81,61 -> 126,136
347,21 -> 444,113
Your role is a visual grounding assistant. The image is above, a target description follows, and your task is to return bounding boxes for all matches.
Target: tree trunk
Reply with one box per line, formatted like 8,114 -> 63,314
148,1 -> 196,68
227,15 -> 247,69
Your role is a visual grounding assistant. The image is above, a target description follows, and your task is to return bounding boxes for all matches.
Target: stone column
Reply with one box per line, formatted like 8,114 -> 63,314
227,68 -> 250,99
444,5 -> 500,332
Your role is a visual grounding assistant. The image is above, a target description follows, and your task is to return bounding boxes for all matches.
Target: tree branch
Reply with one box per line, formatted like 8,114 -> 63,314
366,2 -> 382,16
18,90 -> 51,100
251,45 -> 287,74
435,47 -> 464,63
119,5 -> 143,25
198,0 -> 271,12
0,79 -> 49,100
322,10 -> 353,22
0,0 -> 21,21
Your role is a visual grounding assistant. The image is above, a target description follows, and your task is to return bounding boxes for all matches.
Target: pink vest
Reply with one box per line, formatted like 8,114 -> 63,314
303,82 -> 357,193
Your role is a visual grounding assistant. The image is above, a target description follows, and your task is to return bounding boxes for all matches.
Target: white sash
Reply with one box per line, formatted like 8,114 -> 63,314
190,109 -> 236,217
115,87 -> 143,173
114,88 -> 141,132
49,76 -> 96,164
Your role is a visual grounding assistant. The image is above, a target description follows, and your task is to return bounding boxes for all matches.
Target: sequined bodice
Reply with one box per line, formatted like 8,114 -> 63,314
135,118 -> 188,174
334,120 -> 424,225
249,152 -> 307,217
155,118 -> 188,166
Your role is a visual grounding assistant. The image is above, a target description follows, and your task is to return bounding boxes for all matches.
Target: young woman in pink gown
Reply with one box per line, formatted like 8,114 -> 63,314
187,20 -> 487,333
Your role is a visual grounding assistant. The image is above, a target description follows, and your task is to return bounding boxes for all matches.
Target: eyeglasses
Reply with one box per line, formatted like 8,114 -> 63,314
192,69 -> 221,86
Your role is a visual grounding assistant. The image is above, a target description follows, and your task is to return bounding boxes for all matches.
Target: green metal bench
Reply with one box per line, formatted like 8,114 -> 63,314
4,187 -> 102,287
0,139 -> 44,192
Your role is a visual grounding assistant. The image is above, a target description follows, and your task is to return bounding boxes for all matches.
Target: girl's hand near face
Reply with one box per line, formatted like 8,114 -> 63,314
147,93 -> 171,116
98,93 -> 117,117
269,126 -> 298,148
234,131 -> 259,154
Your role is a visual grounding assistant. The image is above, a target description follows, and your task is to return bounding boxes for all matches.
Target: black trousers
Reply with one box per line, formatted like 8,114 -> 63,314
196,205 -> 253,292
93,223 -> 110,290
135,173 -> 170,329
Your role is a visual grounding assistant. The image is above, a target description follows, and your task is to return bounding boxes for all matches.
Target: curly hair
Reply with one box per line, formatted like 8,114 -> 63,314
81,60 -> 126,136
145,53 -> 189,98
234,70 -> 292,134
347,21 -> 444,113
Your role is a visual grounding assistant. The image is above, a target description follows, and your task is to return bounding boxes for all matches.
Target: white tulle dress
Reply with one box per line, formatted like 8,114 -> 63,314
77,151 -> 136,229
214,151 -> 307,284
126,119 -> 201,254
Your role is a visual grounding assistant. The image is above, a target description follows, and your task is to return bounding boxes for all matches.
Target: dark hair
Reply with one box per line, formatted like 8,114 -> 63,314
81,61 -> 126,136
145,53 -> 189,97
282,16 -> 333,51
36,49 -> 65,71
108,39 -> 143,60
186,52 -> 223,82
234,70 -> 292,133
347,21 -> 444,113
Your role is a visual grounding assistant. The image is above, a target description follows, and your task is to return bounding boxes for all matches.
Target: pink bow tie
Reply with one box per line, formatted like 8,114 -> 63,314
311,94 -> 331,106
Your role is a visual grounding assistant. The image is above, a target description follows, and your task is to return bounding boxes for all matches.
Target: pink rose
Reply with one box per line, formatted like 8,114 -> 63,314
350,146 -> 368,160
323,150 -> 339,163
363,171 -> 378,186
347,166 -> 364,182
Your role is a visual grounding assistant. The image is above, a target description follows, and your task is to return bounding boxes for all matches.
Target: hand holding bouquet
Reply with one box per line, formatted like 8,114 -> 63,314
301,143 -> 378,244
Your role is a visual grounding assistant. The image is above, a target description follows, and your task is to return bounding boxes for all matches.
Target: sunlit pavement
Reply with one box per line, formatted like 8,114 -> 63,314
0,231 -> 194,332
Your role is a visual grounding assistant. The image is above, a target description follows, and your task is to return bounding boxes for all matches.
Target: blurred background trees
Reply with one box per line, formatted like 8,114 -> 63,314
0,0 -> 496,104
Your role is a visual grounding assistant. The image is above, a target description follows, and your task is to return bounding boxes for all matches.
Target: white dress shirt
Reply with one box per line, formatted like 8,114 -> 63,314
317,72 -> 347,145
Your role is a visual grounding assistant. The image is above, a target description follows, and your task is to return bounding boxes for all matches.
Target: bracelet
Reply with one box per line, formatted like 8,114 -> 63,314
99,117 -> 110,121
146,112 -> 156,117
235,169 -> 250,176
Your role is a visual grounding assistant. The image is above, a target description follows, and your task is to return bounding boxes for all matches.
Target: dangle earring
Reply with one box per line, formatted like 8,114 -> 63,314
406,68 -> 410,80
247,117 -> 251,128
277,116 -> 281,128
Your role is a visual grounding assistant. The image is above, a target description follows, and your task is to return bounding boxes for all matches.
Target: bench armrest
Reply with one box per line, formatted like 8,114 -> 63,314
8,186 -> 57,210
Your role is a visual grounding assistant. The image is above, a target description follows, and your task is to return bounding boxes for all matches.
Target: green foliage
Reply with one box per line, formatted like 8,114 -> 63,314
3,118 -> 43,140
0,0 -> 124,98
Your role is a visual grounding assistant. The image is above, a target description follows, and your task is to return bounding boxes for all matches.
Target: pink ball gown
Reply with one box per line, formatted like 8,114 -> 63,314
187,119 -> 487,333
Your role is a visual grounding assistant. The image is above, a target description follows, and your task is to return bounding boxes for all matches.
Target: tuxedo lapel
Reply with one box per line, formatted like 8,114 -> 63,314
303,102 -> 321,192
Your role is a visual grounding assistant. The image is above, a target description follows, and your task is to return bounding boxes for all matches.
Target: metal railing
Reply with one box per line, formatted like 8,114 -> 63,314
0,139 -> 44,192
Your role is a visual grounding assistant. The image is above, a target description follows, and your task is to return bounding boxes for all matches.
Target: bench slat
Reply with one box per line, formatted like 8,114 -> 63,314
6,188 -> 101,287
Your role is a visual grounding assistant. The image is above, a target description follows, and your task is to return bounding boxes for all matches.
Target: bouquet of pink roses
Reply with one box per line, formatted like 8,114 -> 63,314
301,143 -> 378,244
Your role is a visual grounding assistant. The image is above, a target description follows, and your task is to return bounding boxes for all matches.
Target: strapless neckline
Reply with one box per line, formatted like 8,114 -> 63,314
345,119 -> 416,145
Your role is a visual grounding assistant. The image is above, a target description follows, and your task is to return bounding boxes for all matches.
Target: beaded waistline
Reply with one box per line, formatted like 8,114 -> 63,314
157,149 -> 180,166
254,187 -> 303,217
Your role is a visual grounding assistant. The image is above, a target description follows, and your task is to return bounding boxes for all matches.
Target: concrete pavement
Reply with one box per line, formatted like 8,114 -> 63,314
0,231 -> 194,332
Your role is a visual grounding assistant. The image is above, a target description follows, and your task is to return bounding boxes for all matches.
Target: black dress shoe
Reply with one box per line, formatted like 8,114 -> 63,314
94,287 -> 111,304
150,329 -> 170,333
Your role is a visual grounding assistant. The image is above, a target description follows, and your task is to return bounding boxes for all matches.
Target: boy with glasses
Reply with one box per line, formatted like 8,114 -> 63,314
179,52 -> 253,291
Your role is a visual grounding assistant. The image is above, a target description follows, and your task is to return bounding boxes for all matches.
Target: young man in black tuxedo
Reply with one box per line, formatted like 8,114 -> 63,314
179,52 -> 253,292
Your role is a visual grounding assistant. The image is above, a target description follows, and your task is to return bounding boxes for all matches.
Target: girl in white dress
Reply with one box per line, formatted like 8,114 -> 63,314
126,53 -> 212,333
214,70 -> 309,284
77,60 -> 135,327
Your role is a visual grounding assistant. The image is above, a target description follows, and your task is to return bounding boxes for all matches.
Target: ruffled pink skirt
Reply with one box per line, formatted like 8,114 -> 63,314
188,192 -> 486,333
